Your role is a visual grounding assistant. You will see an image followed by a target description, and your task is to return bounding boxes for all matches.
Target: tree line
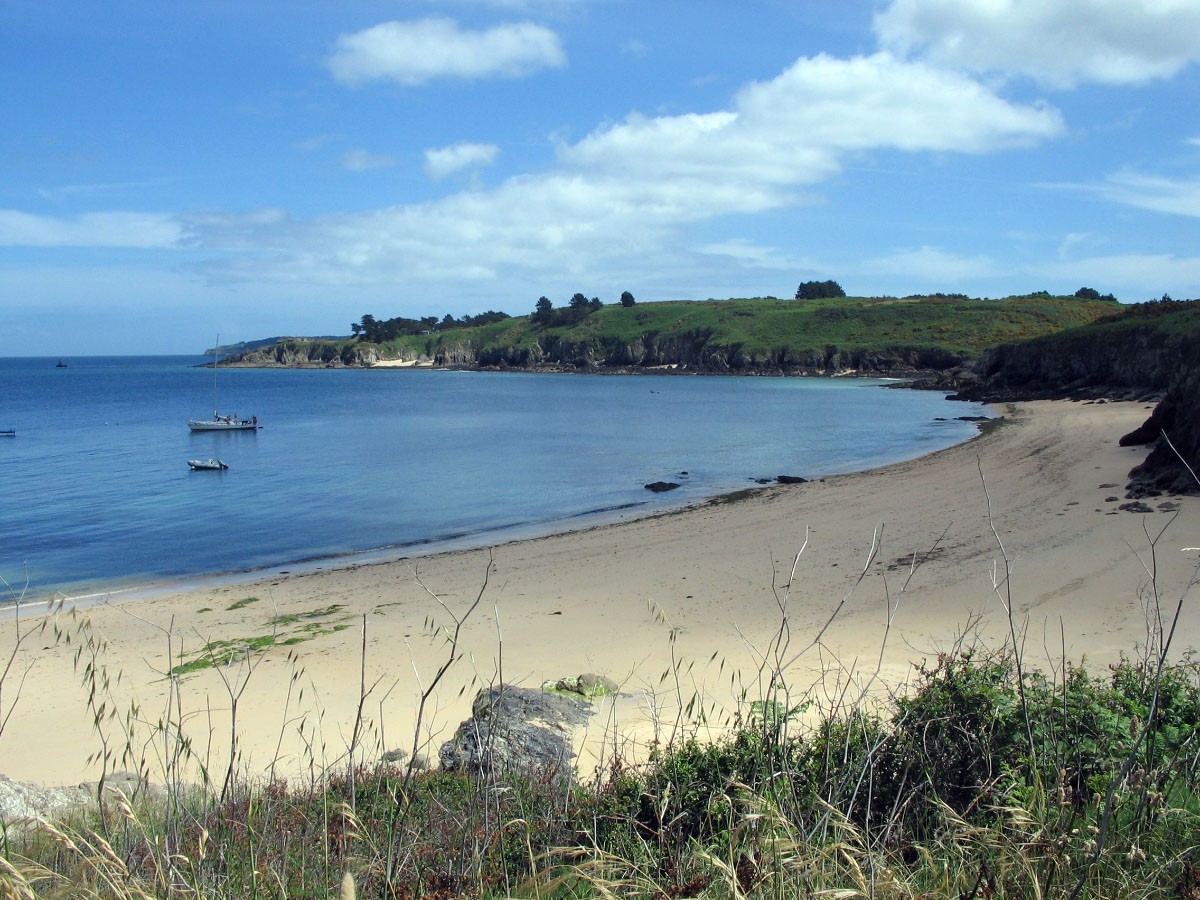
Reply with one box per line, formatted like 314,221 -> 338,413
530,291 -> 636,328
350,310 -> 511,343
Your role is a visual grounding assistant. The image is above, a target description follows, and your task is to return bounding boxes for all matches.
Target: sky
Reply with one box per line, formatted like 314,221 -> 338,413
3,0 -> 1200,355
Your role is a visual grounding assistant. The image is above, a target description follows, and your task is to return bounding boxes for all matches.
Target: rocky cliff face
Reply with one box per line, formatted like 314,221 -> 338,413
960,330 -> 1181,401
439,331 -> 968,376
1120,340 -> 1200,496
235,340 -> 430,367
952,302 -> 1200,495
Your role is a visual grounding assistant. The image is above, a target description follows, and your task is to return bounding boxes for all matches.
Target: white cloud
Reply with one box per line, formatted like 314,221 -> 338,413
1051,169 -> 1200,217
863,246 -> 998,282
561,53 -> 1062,213
182,53 -> 1062,287
875,0 -> 1200,87
1094,170 -> 1200,217
0,210 -> 180,248
424,142 -> 500,179
343,148 -> 397,171
328,18 -> 565,86
694,239 -> 812,271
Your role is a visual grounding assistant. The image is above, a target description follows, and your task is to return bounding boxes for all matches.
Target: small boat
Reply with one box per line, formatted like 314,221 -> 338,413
188,458 -> 229,471
55,360 -> 66,368
188,413 -> 259,432
188,334 -> 260,432
0,429 -> 14,437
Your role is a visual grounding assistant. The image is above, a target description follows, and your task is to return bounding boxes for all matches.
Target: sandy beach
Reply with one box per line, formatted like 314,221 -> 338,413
2,399 -> 1197,788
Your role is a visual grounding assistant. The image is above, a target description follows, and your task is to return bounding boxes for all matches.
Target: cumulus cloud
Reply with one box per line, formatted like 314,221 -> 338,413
0,210 -> 181,248
424,143 -> 500,179
328,18 -> 565,86
561,53 -> 1062,213
186,57 -> 1059,297
343,148 -> 397,171
182,52 -> 1063,286
875,0 -> 1200,87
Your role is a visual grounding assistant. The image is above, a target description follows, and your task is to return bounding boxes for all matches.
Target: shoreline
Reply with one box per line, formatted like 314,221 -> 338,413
3,399 -> 1197,788
6,382 -> 988,610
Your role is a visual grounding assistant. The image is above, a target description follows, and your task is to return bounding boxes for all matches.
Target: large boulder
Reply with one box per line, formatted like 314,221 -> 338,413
438,685 -> 594,777
0,771 -> 156,824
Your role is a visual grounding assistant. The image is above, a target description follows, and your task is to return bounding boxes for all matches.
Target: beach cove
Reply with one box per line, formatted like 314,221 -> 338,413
2,398 -> 1197,787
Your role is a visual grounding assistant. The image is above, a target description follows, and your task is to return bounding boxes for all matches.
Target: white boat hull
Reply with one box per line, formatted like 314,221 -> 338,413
188,458 -> 229,470
187,419 -> 258,432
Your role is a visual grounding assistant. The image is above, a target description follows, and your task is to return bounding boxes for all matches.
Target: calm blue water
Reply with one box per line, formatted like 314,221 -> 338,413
0,357 -> 986,601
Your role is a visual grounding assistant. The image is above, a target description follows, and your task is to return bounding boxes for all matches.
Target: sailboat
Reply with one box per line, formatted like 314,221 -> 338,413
187,336 -> 260,432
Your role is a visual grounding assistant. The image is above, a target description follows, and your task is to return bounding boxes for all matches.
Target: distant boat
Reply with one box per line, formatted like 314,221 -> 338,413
188,458 -> 229,471
188,335 -> 260,432
55,360 -> 66,368
0,429 -> 14,437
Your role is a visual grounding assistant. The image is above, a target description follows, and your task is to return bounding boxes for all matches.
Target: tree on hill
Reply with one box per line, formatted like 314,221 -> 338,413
1074,287 -> 1116,301
620,291 -> 636,307
795,280 -> 845,300
530,293 -> 603,328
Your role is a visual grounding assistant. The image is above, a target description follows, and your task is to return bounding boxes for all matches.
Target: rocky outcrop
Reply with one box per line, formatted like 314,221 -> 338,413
644,481 -> 680,492
948,301 -> 1200,495
0,772 -> 157,823
438,685 -> 595,778
1121,354 -> 1200,496
444,331 -> 968,376
234,340 -> 432,368
955,334 -> 1177,401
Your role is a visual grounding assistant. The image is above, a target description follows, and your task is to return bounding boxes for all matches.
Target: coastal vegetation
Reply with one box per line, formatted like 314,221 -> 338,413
3,624 -> 1197,899
231,291 -> 1120,375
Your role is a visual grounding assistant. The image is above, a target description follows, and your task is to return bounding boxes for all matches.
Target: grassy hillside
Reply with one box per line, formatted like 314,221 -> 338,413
226,293 -> 1103,376
399,293 -> 1115,359
231,293 -> 1121,373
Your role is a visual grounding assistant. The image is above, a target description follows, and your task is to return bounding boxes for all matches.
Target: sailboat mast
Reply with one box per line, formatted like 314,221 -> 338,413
212,333 -> 219,419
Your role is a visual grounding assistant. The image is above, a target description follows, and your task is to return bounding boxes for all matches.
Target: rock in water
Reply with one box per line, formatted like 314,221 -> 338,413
644,481 -> 680,492
439,685 -> 593,777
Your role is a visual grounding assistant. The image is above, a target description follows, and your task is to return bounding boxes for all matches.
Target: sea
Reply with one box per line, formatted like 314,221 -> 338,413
0,356 -> 988,603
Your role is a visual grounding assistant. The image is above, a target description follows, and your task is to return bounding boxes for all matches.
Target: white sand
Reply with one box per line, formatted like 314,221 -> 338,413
2,400 -> 1196,786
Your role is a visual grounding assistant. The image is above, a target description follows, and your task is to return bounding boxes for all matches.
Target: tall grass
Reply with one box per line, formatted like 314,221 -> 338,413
1,523 -> 1197,899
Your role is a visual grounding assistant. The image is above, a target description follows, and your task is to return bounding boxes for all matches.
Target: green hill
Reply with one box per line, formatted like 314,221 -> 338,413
235,293 -> 1120,375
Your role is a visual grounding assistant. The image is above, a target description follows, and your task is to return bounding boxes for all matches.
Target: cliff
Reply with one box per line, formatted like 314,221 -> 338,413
443,330 -> 969,376
410,294 -> 1118,376
953,300 -> 1200,495
228,294 -> 1118,377
232,339 -> 433,368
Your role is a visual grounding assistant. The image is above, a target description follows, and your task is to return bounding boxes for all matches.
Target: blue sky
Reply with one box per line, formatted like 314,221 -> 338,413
3,0 -> 1200,354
